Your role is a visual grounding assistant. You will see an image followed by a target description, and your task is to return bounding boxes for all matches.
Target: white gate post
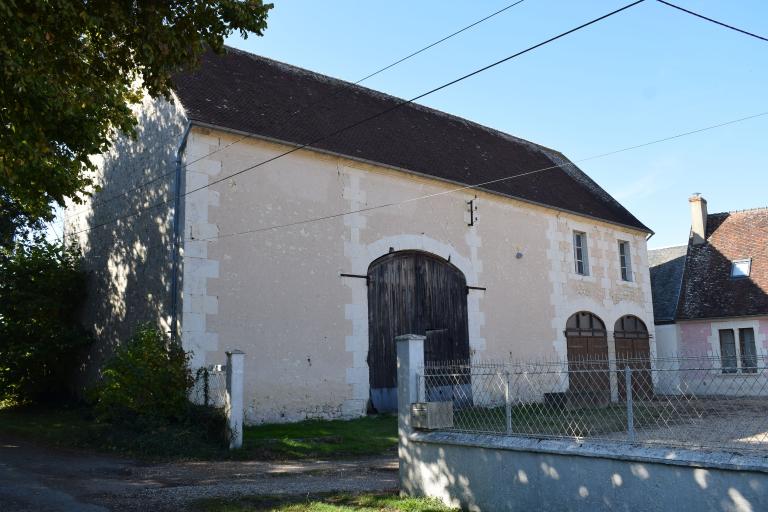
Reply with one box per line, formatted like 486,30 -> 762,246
396,334 -> 425,491
226,350 -> 245,450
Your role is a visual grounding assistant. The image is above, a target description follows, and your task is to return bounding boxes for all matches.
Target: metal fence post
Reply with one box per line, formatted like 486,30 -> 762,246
625,365 -> 635,443
505,370 -> 512,434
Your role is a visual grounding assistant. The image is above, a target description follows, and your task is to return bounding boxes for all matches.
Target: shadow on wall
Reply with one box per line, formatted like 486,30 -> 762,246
400,432 -> 766,511
70,95 -> 186,387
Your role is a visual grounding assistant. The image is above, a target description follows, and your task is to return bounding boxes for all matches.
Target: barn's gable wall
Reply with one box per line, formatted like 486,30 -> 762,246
183,128 -> 654,423
64,94 -> 187,385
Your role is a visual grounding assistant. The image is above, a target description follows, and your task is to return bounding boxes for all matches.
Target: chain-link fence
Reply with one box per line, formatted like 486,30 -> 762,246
419,355 -> 768,454
190,365 -> 228,408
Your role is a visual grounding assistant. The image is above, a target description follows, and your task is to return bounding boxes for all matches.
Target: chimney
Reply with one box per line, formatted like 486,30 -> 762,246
689,193 -> 708,245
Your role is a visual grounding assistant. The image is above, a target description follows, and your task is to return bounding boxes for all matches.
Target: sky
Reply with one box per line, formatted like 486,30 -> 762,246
224,0 -> 768,250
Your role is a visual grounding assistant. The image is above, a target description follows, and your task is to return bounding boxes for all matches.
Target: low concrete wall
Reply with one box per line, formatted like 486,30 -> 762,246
401,432 -> 768,511
396,335 -> 768,512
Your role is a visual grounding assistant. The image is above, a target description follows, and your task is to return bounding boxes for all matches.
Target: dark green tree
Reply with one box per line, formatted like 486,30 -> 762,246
0,1 -> 272,225
0,237 -> 90,402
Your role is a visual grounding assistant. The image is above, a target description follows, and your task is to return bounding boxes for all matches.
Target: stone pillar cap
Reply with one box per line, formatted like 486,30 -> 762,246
395,334 -> 426,341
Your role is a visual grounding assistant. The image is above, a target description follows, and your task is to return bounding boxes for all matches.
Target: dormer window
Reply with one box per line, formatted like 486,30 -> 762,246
731,259 -> 751,278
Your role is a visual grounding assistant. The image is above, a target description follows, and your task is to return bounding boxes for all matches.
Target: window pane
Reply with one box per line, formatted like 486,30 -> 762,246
740,328 -> 757,373
719,330 -> 737,374
618,242 -> 631,282
574,232 -> 587,275
731,260 -> 751,278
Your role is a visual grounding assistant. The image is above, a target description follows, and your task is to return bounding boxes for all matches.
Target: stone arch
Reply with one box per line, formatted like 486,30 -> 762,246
564,311 -> 610,400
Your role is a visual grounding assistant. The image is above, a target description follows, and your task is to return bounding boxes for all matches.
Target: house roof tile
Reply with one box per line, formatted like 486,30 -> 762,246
676,208 -> 768,320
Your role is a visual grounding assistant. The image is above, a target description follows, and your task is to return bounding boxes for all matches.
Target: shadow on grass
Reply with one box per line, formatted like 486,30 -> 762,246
0,404 -> 398,461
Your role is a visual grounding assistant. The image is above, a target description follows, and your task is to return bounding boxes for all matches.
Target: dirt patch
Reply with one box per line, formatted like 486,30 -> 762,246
0,435 -> 398,512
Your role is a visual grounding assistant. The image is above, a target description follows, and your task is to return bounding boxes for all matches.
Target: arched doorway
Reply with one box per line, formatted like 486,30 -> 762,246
614,315 -> 652,399
565,312 -> 609,400
367,250 -> 470,412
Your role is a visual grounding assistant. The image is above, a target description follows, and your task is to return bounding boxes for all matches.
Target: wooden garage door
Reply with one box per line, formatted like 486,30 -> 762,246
615,315 -> 652,400
367,251 -> 470,412
565,312 -> 609,401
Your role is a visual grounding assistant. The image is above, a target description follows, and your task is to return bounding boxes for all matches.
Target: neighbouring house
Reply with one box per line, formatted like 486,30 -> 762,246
65,47 -> 654,423
651,195 -> 768,382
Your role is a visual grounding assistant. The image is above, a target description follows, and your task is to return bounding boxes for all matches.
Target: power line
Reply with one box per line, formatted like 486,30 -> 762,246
69,0 -> 647,237
75,109 -> 768,260
657,0 -> 768,43
179,1 -> 529,174
65,0 -> 529,219
353,0 -> 527,84
187,111 -> 768,242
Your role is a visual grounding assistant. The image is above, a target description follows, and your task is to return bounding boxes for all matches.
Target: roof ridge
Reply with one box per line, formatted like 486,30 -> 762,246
221,45 -> 557,156
709,206 -> 768,216
649,244 -> 687,251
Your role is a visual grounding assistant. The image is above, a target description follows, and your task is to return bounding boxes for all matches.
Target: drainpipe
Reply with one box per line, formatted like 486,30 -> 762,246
170,122 -> 192,343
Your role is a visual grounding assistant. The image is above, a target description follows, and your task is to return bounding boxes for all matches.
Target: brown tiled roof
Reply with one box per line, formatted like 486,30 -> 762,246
677,208 -> 768,320
172,47 -> 650,232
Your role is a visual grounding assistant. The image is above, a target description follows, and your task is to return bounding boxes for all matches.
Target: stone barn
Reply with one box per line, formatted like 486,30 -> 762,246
66,47 -> 655,423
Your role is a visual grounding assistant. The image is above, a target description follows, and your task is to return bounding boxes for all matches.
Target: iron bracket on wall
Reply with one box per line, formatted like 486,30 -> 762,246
340,273 -> 369,284
467,197 -> 478,226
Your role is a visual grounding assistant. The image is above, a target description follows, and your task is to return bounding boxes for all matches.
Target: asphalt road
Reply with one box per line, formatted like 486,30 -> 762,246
0,435 -> 398,511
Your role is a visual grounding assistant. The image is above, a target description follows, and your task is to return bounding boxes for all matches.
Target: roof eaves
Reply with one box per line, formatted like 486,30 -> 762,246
188,120 -> 654,235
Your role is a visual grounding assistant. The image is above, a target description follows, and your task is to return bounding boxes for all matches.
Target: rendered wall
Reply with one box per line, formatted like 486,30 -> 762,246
65,95 -> 187,385
181,129 -> 654,424
654,324 -> 680,358
670,317 -> 768,396
402,432 -> 768,512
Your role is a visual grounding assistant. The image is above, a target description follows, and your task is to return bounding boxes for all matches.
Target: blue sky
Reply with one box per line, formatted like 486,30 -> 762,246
225,0 -> 767,249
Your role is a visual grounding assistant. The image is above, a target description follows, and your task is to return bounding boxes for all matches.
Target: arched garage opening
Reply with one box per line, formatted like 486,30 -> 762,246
565,311 -> 610,400
614,315 -> 652,399
367,250 -> 470,412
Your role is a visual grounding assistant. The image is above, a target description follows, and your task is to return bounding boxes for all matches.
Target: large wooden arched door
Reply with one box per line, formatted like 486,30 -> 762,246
614,315 -> 652,399
565,312 -> 609,400
367,251 -> 470,412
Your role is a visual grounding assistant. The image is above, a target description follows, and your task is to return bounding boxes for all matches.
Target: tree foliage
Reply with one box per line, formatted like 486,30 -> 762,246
0,0 -> 272,223
95,324 -> 193,425
0,237 -> 91,402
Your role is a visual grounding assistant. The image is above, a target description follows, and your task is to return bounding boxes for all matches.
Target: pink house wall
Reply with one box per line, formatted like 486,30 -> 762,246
678,317 -> 768,362
679,321 -> 712,354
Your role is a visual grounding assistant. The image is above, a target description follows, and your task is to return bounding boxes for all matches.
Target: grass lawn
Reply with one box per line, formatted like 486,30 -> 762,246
243,415 -> 397,459
0,404 -> 398,460
195,492 -> 456,512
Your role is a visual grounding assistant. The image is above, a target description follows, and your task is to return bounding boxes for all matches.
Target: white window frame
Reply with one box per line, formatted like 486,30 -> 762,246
718,327 -> 758,374
618,240 -> 632,282
731,259 -> 751,279
573,231 -> 589,276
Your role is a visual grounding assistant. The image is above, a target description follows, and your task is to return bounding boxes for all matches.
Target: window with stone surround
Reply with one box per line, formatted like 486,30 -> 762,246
618,241 -> 632,282
573,231 -> 589,276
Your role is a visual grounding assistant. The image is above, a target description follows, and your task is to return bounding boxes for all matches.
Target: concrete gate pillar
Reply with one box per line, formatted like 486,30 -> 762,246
396,334 -> 425,491
226,350 -> 245,449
